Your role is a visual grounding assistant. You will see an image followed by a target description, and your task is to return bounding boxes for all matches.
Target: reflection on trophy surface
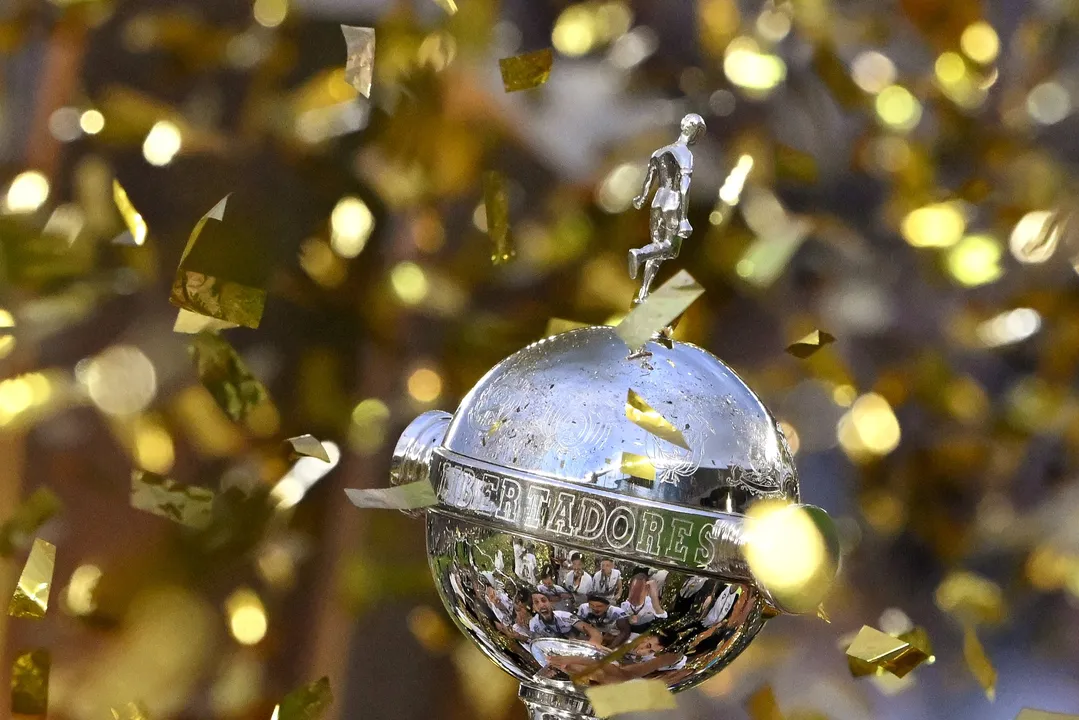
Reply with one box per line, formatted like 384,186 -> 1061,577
391,115 -> 839,719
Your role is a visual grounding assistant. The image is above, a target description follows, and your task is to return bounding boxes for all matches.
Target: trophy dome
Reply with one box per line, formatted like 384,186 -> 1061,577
442,326 -> 799,514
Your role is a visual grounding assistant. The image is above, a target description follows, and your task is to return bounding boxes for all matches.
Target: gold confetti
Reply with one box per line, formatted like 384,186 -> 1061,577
483,171 -> 513,264
345,480 -> 438,510
620,451 -> 656,484
11,649 -> 49,716
432,0 -> 457,14
963,625 -> 996,701
845,625 -> 930,678
615,270 -> 705,351
816,604 -> 831,623
188,331 -> 271,423
545,317 -> 590,337
173,308 -> 238,334
340,26 -> 375,98
0,488 -> 61,557
745,684 -> 785,720
935,570 -> 1005,625
170,195 -> 266,330
8,538 -> 55,619
785,330 -> 836,359
286,434 -> 331,462
569,633 -> 653,683
898,626 -> 934,661
111,701 -> 151,719
626,388 -> 690,449
278,677 -> 333,720
1016,711 -> 1079,720
585,679 -> 677,717
131,470 -> 215,529
499,48 -> 554,93
112,180 -> 148,246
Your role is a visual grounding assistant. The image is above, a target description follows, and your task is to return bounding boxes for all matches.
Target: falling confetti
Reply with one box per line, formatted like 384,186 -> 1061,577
625,388 -> 690,449
112,180 -> 148,246
8,538 -> 56,619
745,684 -> 785,720
278,677 -> 333,720
173,308 -> 238,334
845,625 -> 931,678
963,625 -> 996,701
11,649 -> 49,716
131,470 -> 215,529
483,171 -> 513,264
935,570 -> 1005,626
345,480 -> 439,510
585,679 -> 677,717
499,48 -> 554,92
341,26 -> 375,98
816,604 -> 831,623
286,434 -> 331,462
432,0 -> 457,14
170,195 -> 267,330
620,451 -> 656,484
188,331 -> 271,423
569,633 -> 653,683
615,270 -> 705,351
785,330 -> 836,359
111,701 -> 151,719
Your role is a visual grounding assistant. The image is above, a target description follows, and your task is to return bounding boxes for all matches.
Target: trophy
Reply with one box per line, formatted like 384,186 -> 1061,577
389,115 -> 839,719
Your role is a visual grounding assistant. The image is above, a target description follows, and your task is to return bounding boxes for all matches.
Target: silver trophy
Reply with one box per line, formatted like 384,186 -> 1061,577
390,115 -> 838,720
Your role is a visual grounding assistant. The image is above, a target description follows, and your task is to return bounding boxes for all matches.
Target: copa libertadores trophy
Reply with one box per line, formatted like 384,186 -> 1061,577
389,114 -> 839,719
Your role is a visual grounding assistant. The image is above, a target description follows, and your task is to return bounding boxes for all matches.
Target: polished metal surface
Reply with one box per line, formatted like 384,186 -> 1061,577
444,326 -> 800,513
629,112 -> 706,304
428,514 -> 766,718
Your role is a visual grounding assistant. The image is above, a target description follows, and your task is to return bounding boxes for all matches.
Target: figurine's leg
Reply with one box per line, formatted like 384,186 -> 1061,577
636,258 -> 662,304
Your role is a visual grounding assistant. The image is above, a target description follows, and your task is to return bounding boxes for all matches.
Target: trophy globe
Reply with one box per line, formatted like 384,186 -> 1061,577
388,115 -> 839,720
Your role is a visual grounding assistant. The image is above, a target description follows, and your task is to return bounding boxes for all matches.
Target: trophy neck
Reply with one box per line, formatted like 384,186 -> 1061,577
519,683 -> 597,720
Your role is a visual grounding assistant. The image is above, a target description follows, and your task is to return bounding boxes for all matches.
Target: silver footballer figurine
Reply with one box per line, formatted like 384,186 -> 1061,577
388,115 -> 839,720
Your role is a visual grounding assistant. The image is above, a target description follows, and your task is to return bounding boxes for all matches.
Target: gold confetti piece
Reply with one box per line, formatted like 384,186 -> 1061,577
170,195 -> 266,330
344,480 -> 438,510
816,604 -> 831,623
785,330 -> 836,359
0,488 -> 61,557
173,308 -> 238,334
570,633 -> 653,683
545,317 -> 590,337
626,388 -> 690,449
286,434 -> 331,462
483,171 -> 513,264
963,625 -> 996,701
271,705 -> 280,720
615,270 -> 705,351
111,701 -> 151,719
11,649 -> 49,716
935,570 -> 1005,625
278,677 -> 333,720
8,538 -> 55,619
340,26 -> 375,98
845,625 -> 930,679
620,451 -> 656,484
432,0 -> 457,14
112,180 -> 148,246
188,331 -> 271,423
1016,711 -> 1079,720
131,470 -> 215,529
897,626 -> 934,661
745,684 -> 784,720
499,48 -> 554,93
585,679 -> 677,717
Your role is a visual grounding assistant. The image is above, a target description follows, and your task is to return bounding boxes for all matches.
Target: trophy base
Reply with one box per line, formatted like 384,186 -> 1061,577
520,683 -> 597,720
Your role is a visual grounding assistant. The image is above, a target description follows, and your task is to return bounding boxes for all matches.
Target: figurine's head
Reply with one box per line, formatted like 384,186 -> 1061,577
679,113 -> 706,145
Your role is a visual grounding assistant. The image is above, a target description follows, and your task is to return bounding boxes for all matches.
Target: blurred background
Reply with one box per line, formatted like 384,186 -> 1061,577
2,0 -> 1079,718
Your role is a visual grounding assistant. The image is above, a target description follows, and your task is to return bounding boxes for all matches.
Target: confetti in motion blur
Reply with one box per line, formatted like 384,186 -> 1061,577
2,0 -> 1079,719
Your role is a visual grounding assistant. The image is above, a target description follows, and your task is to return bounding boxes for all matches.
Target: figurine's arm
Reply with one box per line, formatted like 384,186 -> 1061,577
632,158 -> 657,209
676,170 -> 693,237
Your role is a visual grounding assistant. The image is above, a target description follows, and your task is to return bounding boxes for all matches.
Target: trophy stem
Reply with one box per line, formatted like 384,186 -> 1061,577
519,683 -> 597,720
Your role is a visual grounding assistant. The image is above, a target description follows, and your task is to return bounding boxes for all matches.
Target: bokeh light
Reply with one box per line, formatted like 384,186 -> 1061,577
723,37 -> 786,94
143,121 -> 183,166
79,109 -> 105,135
0,309 -> 16,360
744,500 -> 837,613
407,367 -> 443,403
330,196 -> 375,258
226,588 -> 268,646
390,262 -> 429,305
1010,210 -> 1061,264
851,51 -> 897,94
838,393 -> 901,459
5,171 -> 50,213
82,345 -> 157,416
875,85 -> 922,132
947,234 -> 1003,287
901,203 -> 965,248
960,22 -> 1000,65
